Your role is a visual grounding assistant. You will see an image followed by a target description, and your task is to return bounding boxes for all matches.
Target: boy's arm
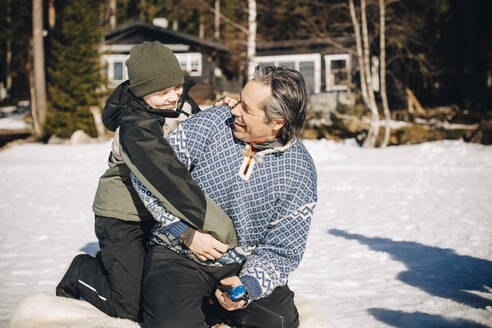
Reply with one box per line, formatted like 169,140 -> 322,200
118,117 -> 238,248
131,173 -> 228,260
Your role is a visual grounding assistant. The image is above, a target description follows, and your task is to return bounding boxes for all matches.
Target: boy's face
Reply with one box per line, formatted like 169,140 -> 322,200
142,85 -> 183,110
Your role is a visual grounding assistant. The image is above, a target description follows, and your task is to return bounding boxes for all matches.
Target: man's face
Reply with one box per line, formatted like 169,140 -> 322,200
142,84 -> 183,110
230,80 -> 283,143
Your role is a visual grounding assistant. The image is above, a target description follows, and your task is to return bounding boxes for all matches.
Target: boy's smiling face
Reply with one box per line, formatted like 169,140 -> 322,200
142,84 -> 183,110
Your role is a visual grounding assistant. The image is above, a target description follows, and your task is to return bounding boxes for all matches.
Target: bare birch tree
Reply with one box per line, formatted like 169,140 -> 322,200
27,40 -> 42,137
6,2 -> 12,95
214,0 -> 220,40
379,0 -> 391,147
247,0 -> 257,79
349,0 -> 380,147
32,0 -> 47,137
197,0 -> 249,35
349,0 -> 369,104
109,0 -> 117,29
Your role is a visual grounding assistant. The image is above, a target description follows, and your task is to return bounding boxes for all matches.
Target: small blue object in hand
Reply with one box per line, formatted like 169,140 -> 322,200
217,283 -> 248,302
228,285 -> 248,302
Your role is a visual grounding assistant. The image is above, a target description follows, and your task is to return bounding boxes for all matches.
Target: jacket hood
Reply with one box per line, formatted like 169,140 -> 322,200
102,81 -> 132,131
102,81 -> 180,132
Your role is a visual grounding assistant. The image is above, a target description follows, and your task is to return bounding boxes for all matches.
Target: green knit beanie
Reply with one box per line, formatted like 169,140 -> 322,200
125,41 -> 184,97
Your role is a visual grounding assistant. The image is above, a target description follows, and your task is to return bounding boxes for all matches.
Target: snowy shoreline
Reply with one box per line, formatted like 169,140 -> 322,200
1,139 -> 491,327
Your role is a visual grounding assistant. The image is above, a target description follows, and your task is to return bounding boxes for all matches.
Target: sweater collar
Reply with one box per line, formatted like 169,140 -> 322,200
240,138 -> 297,164
249,139 -> 283,151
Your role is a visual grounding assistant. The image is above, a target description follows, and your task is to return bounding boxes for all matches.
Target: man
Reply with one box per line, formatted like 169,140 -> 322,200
131,66 -> 318,328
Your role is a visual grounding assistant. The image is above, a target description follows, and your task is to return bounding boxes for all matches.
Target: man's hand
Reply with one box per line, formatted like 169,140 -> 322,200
214,96 -> 239,108
215,276 -> 247,311
188,230 -> 229,261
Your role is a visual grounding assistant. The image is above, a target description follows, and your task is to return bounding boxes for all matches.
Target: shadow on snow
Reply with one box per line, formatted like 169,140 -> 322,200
328,229 -> 492,327
368,308 -> 490,328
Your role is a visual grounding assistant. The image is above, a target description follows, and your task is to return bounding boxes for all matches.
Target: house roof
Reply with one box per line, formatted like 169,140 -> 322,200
105,21 -> 229,53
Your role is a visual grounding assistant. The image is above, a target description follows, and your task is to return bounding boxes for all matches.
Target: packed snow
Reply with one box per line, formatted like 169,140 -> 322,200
0,139 -> 491,327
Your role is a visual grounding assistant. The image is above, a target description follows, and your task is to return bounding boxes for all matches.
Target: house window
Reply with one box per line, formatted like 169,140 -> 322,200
113,62 -> 123,81
102,54 -> 129,87
175,53 -> 202,77
299,61 -> 315,95
254,54 -> 321,94
190,58 -> 200,74
278,61 -> 296,70
324,54 -> 351,91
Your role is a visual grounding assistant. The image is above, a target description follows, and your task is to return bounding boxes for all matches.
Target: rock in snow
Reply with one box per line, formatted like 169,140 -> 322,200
9,293 -> 138,328
9,293 -> 332,328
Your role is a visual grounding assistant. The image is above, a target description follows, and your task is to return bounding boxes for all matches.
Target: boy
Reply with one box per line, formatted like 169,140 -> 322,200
56,41 -> 237,321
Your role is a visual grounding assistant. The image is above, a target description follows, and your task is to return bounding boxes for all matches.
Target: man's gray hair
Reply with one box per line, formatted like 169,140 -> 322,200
253,65 -> 309,145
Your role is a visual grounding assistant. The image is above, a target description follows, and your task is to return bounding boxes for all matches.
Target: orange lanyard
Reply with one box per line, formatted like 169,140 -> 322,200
242,139 -> 266,177
244,145 -> 256,175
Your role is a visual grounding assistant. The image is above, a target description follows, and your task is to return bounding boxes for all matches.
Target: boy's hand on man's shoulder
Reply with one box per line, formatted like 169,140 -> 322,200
214,96 -> 238,108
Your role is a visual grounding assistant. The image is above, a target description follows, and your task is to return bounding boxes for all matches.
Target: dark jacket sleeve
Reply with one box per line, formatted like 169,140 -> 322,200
118,118 -> 238,247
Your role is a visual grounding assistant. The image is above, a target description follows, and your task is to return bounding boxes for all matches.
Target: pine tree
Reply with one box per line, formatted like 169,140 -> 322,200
45,0 -> 107,138
0,0 -> 32,104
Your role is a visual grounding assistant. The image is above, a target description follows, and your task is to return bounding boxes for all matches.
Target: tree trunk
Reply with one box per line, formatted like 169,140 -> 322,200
199,16 -> 205,38
6,1 -> 12,93
247,0 -> 256,80
361,0 -> 374,106
348,0 -> 369,105
32,0 -> 47,137
214,0 -> 220,40
349,0 -> 379,148
28,40 -> 42,137
90,106 -> 106,139
48,0 -> 55,29
139,0 -> 146,21
109,0 -> 116,29
361,0 -> 379,148
172,4 -> 179,33
380,0 -> 391,147
6,40 -> 12,93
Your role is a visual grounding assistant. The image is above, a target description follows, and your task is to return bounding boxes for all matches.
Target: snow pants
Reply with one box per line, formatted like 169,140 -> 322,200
74,216 -> 153,321
141,244 -> 299,328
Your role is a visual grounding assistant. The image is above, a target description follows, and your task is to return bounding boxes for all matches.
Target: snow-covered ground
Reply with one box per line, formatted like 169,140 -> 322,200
1,139 -> 491,327
0,106 -> 31,130
0,116 -> 31,130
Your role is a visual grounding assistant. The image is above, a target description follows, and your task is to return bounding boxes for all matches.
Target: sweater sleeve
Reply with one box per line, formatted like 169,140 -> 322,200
120,108 -> 238,247
130,172 -> 189,238
239,170 -> 317,301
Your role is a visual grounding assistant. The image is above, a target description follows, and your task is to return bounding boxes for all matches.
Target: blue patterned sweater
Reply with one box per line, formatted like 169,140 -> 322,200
131,106 -> 317,301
